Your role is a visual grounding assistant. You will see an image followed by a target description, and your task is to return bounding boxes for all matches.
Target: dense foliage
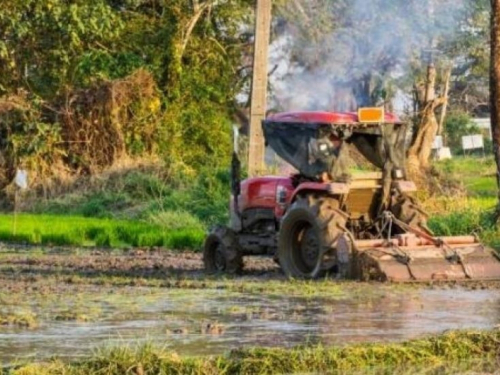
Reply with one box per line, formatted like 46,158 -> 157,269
0,1 -> 493,181
0,0 -> 495,227
0,0 -> 253,187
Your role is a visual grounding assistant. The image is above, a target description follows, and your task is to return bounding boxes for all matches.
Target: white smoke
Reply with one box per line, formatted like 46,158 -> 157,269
270,0 -> 468,114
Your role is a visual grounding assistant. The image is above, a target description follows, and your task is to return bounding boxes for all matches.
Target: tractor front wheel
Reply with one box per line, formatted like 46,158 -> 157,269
278,195 -> 346,279
203,226 -> 243,274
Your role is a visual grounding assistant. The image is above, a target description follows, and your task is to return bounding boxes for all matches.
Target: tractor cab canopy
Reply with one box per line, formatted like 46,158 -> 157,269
262,109 -> 407,181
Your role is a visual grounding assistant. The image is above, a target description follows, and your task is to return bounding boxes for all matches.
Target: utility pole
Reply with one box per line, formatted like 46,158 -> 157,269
248,0 -> 272,176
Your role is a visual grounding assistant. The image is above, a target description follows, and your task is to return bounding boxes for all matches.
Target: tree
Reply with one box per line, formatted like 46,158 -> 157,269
406,63 -> 449,176
446,0 -> 490,114
490,0 -> 500,204
0,0 -> 123,97
0,0 -> 255,184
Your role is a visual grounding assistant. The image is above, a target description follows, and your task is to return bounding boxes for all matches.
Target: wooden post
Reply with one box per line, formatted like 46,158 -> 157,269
248,0 -> 272,176
13,189 -> 18,236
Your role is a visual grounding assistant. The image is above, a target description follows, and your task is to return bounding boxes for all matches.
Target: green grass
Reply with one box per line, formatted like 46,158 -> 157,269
465,176 -> 497,196
6,330 -> 500,375
426,156 -> 500,249
426,195 -> 500,249
6,156 -> 500,251
11,167 -> 230,250
0,214 -> 204,250
434,156 -> 497,196
428,201 -> 495,236
31,167 -> 231,227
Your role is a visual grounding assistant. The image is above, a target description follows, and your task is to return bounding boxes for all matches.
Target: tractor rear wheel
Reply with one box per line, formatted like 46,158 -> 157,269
278,195 -> 347,279
390,193 -> 431,234
203,227 -> 243,274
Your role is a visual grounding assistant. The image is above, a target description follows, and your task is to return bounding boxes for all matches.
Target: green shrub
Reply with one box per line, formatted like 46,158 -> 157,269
121,171 -> 168,201
135,232 -> 164,248
155,167 -> 231,226
94,230 -> 117,247
32,166 -> 230,229
146,210 -> 204,232
79,193 -> 132,218
429,208 -> 495,236
165,230 -> 205,250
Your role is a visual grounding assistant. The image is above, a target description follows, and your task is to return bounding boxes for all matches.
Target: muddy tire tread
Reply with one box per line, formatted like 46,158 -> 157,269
391,193 -> 431,234
203,226 -> 243,274
278,194 -> 347,279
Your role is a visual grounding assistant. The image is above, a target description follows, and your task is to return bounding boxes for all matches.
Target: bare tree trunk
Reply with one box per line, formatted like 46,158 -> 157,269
490,0 -> 500,207
407,64 -> 443,178
438,67 -> 452,137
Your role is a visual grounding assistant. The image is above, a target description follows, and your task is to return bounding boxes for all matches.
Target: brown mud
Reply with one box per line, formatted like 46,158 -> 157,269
1,245 -> 500,290
0,245 -> 280,279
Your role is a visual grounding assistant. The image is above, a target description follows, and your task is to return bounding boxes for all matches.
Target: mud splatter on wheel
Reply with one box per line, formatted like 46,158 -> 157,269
278,195 -> 347,279
203,226 -> 243,274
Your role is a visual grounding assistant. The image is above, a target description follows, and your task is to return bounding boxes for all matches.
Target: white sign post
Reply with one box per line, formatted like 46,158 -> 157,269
14,169 -> 28,190
13,169 -> 29,236
432,135 -> 443,150
461,134 -> 485,157
432,135 -> 452,160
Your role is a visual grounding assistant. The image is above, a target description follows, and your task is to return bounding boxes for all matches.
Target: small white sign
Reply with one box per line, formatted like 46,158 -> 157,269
435,147 -> 452,160
14,169 -> 28,190
432,135 -> 443,150
462,134 -> 484,150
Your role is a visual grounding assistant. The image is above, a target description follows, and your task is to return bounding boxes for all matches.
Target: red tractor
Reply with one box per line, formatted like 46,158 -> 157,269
204,108 -> 500,281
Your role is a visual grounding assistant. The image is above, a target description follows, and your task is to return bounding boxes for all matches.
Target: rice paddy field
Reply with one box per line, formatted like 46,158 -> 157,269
1,157 -> 500,374
0,214 -> 204,249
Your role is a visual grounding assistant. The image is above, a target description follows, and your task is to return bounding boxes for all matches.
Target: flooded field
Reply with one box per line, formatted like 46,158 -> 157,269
1,284 -> 500,364
0,248 -> 500,367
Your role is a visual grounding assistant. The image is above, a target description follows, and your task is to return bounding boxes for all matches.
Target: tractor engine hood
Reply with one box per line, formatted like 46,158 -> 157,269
262,111 -> 407,181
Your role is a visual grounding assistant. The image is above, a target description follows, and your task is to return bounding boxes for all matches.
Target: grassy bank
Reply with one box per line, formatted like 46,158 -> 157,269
433,156 -> 496,197
427,157 -> 500,249
2,157 -> 498,252
0,166 -> 228,250
0,214 -> 204,250
29,167 -> 231,227
6,330 -> 500,375
427,197 -> 498,241
4,202 -> 497,252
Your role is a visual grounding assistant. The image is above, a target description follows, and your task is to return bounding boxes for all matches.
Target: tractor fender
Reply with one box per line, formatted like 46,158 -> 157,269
290,182 -> 350,203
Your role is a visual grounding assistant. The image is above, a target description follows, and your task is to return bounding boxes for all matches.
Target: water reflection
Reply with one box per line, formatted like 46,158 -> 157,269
0,288 -> 499,364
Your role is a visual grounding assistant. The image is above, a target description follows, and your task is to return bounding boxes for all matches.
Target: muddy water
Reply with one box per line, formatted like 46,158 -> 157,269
0,287 -> 499,364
